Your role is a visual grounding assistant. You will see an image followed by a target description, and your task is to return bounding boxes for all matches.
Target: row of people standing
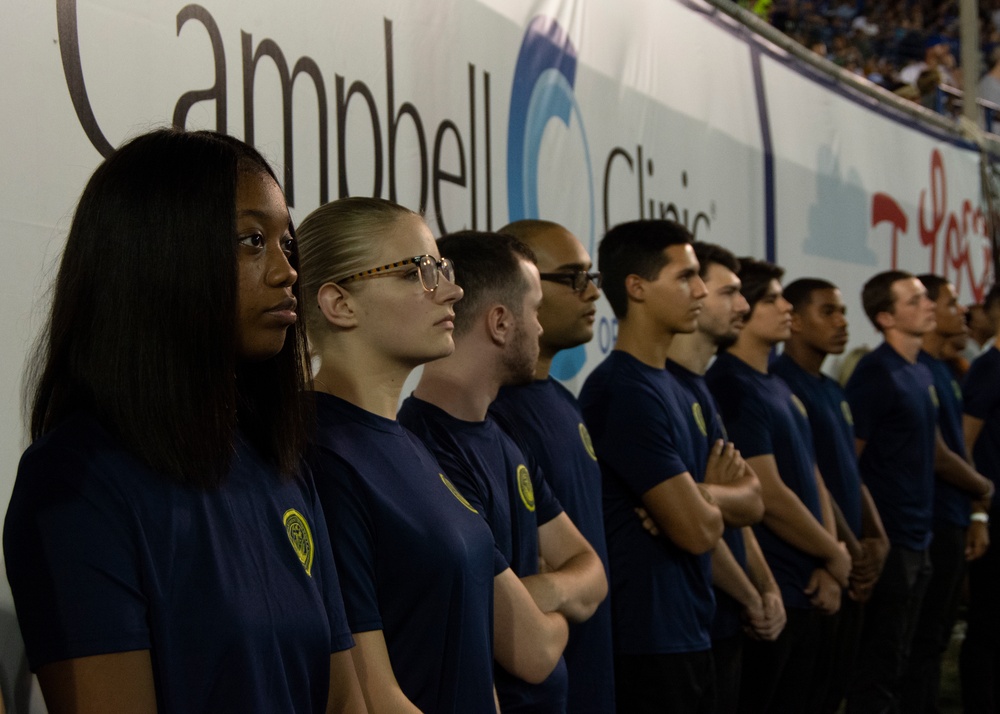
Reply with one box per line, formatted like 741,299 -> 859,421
5,126 -> 998,713
3,128 -> 611,713
579,223 -> 998,713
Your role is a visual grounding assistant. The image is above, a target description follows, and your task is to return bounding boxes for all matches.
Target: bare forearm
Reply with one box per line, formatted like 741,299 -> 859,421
816,473 -> 837,539
743,527 -> 780,597
520,551 -> 608,623
859,485 -> 888,544
493,570 -> 569,683
711,538 -> 761,608
761,483 -> 842,560
830,496 -> 862,560
704,474 -> 764,528
935,443 -> 992,498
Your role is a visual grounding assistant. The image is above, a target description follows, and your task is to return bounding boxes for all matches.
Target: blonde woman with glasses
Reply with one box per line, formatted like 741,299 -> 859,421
296,197 -> 501,713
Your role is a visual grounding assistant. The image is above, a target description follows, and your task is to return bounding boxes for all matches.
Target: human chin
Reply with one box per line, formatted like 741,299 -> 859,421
238,330 -> 288,362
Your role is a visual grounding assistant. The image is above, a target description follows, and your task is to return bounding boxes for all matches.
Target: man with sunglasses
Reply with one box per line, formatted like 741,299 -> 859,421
399,231 -> 607,714
488,220 -> 613,714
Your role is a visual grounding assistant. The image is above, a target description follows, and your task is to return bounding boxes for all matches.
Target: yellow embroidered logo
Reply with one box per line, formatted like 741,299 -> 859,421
952,380 -> 962,401
516,464 -> 535,512
791,394 -> 808,418
929,385 -> 939,408
579,423 -> 597,461
692,402 -> 707,436
439,474 -> 478,514
283,509 -> 314,577
841,401 -> 854,427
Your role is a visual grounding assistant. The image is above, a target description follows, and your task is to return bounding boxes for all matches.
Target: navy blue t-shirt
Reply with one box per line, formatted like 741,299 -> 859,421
309,393 -> 497,713
772,353 -> 863,537
918,351 -> 971,528
398,395 -> 568,714
963,347 -> 1000,507
490,378 -> 615,714
706,351 -> 825,610
666,359 -> 748,641
3,411 -> 352,714
578,350 -> 715,655
845,343 -> 937,550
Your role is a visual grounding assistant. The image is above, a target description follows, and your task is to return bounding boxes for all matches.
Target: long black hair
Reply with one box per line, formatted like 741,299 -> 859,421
26,128 -> 310,486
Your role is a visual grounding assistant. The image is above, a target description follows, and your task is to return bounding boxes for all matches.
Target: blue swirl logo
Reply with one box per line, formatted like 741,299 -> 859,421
507,16 -> 595,380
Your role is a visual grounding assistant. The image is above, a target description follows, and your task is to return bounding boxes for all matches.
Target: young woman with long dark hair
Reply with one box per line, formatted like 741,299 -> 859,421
4,129 -> 362,713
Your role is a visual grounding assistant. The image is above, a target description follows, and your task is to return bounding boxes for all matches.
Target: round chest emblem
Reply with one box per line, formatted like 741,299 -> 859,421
579,423 -> 597,461
283,509 -> 314,577
440,473 -> 478,514
692,402 -> 707,436
517,464 -> 535,512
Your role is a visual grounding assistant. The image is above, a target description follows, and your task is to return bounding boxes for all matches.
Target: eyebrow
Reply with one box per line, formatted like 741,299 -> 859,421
237,208 -> 291,224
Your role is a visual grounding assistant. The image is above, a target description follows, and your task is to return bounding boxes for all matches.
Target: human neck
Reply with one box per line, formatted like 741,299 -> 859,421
667,330 -> 717,375
413,352 -> 502,422
727,333 -> 773,373
534,347 -> 555,381
920,330 -> 947,360
885,330 -> 923,363
781,339 -> 826,376
614,317 -> 673,369
312,352 -> 412,421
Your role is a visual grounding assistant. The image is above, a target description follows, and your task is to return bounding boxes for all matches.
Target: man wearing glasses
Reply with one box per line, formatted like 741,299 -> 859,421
399,231 -> 607,713
488,220 -> 614,714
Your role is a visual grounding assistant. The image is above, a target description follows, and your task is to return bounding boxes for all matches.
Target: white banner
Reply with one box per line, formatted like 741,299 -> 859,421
0,1 -> 991,709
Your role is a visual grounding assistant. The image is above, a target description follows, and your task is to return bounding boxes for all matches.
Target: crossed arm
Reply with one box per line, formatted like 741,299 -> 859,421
521,512 -> 608,623
746,454 -> 851,587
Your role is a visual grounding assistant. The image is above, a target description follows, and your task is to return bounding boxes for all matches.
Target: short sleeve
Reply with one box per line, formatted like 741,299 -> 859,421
310,451 -> 383,634
714,380 -> 774,459
964,359 -> 1000,420
531,465 -> 563,527
596,381 -> 689,496
301,467 -> 355,652
4,444 -> 151,669
845,361 -> 890,442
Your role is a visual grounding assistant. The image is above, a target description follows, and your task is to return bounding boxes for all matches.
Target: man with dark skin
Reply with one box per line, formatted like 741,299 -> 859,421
773,278 -> 889,714
706,259 -> 850,714
490,220 -> 615,713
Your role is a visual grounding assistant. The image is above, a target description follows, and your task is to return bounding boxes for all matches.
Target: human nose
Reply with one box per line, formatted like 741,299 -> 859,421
267,246 -> 297,288
434,273 -> 464,305
692,275 -> 708,300
778,296 -> 792,313
736,293 -> 750,316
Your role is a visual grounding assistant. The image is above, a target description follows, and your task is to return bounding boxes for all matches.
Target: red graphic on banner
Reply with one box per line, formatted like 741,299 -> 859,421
871,149 -> 992,302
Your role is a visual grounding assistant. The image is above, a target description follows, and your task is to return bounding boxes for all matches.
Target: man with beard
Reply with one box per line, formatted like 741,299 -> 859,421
705,259 -> 850,714
665,242 -> 785,713
399,231 -> 607,714
899,274 -> 992,713
488,220 -> 615,714
772,278 -> 890,714
579,220 -> 733,713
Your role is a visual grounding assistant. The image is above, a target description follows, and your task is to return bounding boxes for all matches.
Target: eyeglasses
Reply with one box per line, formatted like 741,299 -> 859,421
337,255 -> 455,292
538,270 -> 602,294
